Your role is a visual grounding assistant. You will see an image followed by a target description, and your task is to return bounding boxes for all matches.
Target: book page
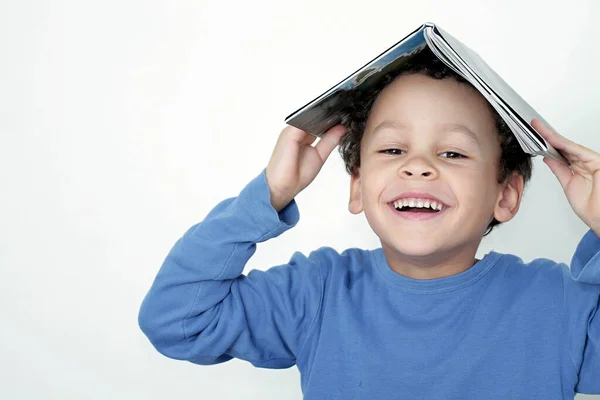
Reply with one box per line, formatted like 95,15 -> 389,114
424,25 -> 567,163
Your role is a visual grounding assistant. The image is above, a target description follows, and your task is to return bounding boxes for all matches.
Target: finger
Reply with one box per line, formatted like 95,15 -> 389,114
531,119 -> 594,161
543,156 -> 573,190
282,125 -> 317,146
314,124 -> 347,161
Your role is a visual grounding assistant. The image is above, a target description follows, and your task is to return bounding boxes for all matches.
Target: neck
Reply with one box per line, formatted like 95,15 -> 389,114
381,244 -> 480,280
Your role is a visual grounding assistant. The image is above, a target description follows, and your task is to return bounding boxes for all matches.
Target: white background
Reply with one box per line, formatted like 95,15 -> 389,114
1,0 -> 599,398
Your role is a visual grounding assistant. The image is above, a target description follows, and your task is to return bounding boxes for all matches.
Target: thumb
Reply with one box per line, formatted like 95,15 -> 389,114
314,125 -> 347,162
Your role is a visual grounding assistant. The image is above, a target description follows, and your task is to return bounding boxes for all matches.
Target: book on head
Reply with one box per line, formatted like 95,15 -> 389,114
284,22 -> 567,164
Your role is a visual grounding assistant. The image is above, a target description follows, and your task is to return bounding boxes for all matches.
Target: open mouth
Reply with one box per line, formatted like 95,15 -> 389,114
393,199 -> 444,212
394,205 -> 440,213
389,199 -> 448,220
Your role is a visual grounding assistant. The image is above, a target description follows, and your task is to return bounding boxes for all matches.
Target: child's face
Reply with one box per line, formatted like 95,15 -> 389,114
349,74 -> 523,264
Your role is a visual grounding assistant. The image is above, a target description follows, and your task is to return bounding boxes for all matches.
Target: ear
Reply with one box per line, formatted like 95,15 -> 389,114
349,170 -> 363,214
493,172 -> 524,223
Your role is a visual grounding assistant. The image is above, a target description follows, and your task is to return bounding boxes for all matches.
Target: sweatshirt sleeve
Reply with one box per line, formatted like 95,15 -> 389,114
564,229 -> 600,394
137,170 -> 324,369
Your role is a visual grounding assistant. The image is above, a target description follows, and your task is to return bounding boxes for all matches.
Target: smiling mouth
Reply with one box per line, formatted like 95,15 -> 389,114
391,199 -> 445,213
395,205 -> 439,213
388,200 -> 448,220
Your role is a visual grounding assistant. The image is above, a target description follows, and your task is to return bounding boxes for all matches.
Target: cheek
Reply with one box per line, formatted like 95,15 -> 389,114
448,164 -> 491,194
360,166 -> 392,204
456,170 -> 501,211
361,181 -> 382,208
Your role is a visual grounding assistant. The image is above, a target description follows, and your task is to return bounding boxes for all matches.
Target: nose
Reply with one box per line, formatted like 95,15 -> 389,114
399,156 -> 437,179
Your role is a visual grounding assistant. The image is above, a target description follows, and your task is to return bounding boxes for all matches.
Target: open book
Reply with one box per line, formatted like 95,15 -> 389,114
285,22 -> 567,164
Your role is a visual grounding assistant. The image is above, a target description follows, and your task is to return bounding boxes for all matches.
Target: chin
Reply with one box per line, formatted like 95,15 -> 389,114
383,236 -> 447,258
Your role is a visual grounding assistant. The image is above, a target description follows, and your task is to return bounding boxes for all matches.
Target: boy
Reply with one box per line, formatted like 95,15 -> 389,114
138,49 -> 600,399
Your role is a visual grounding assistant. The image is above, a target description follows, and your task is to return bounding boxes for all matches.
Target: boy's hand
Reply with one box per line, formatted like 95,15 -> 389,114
265,124 -> 346,212
533,118 -> 600,236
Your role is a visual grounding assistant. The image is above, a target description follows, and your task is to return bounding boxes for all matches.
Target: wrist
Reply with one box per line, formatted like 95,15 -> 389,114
270,195 -> 292,213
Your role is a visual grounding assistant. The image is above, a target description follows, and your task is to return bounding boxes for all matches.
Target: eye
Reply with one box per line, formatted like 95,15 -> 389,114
380,148 -> 405,155
440,151 -> 465,159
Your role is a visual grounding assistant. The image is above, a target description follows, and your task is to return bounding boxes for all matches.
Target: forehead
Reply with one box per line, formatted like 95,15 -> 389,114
364,74 -> 498,142
370,120 -> 482,145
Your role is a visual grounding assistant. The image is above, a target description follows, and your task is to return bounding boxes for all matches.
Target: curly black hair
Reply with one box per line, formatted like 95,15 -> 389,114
337,47 -> 533,235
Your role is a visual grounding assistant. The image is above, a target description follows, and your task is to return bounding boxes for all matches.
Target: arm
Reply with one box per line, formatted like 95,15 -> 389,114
533,120 -> 600,393
138,123 -> 346,368
564,230 -> 600,394
138,170 -> 323,368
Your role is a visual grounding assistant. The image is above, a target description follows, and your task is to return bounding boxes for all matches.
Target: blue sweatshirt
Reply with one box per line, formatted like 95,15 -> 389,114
138,170 -> 600,399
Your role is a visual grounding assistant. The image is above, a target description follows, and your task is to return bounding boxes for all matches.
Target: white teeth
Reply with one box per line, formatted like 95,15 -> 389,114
393,198 -> 445,211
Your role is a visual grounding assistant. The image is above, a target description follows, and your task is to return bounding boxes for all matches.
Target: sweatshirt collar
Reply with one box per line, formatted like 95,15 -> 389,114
370,248 -> 503,294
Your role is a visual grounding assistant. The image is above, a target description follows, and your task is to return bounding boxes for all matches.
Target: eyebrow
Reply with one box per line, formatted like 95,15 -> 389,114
371,120 -> 481,145
440,123 -> 481,145
371,120 -> 407,137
